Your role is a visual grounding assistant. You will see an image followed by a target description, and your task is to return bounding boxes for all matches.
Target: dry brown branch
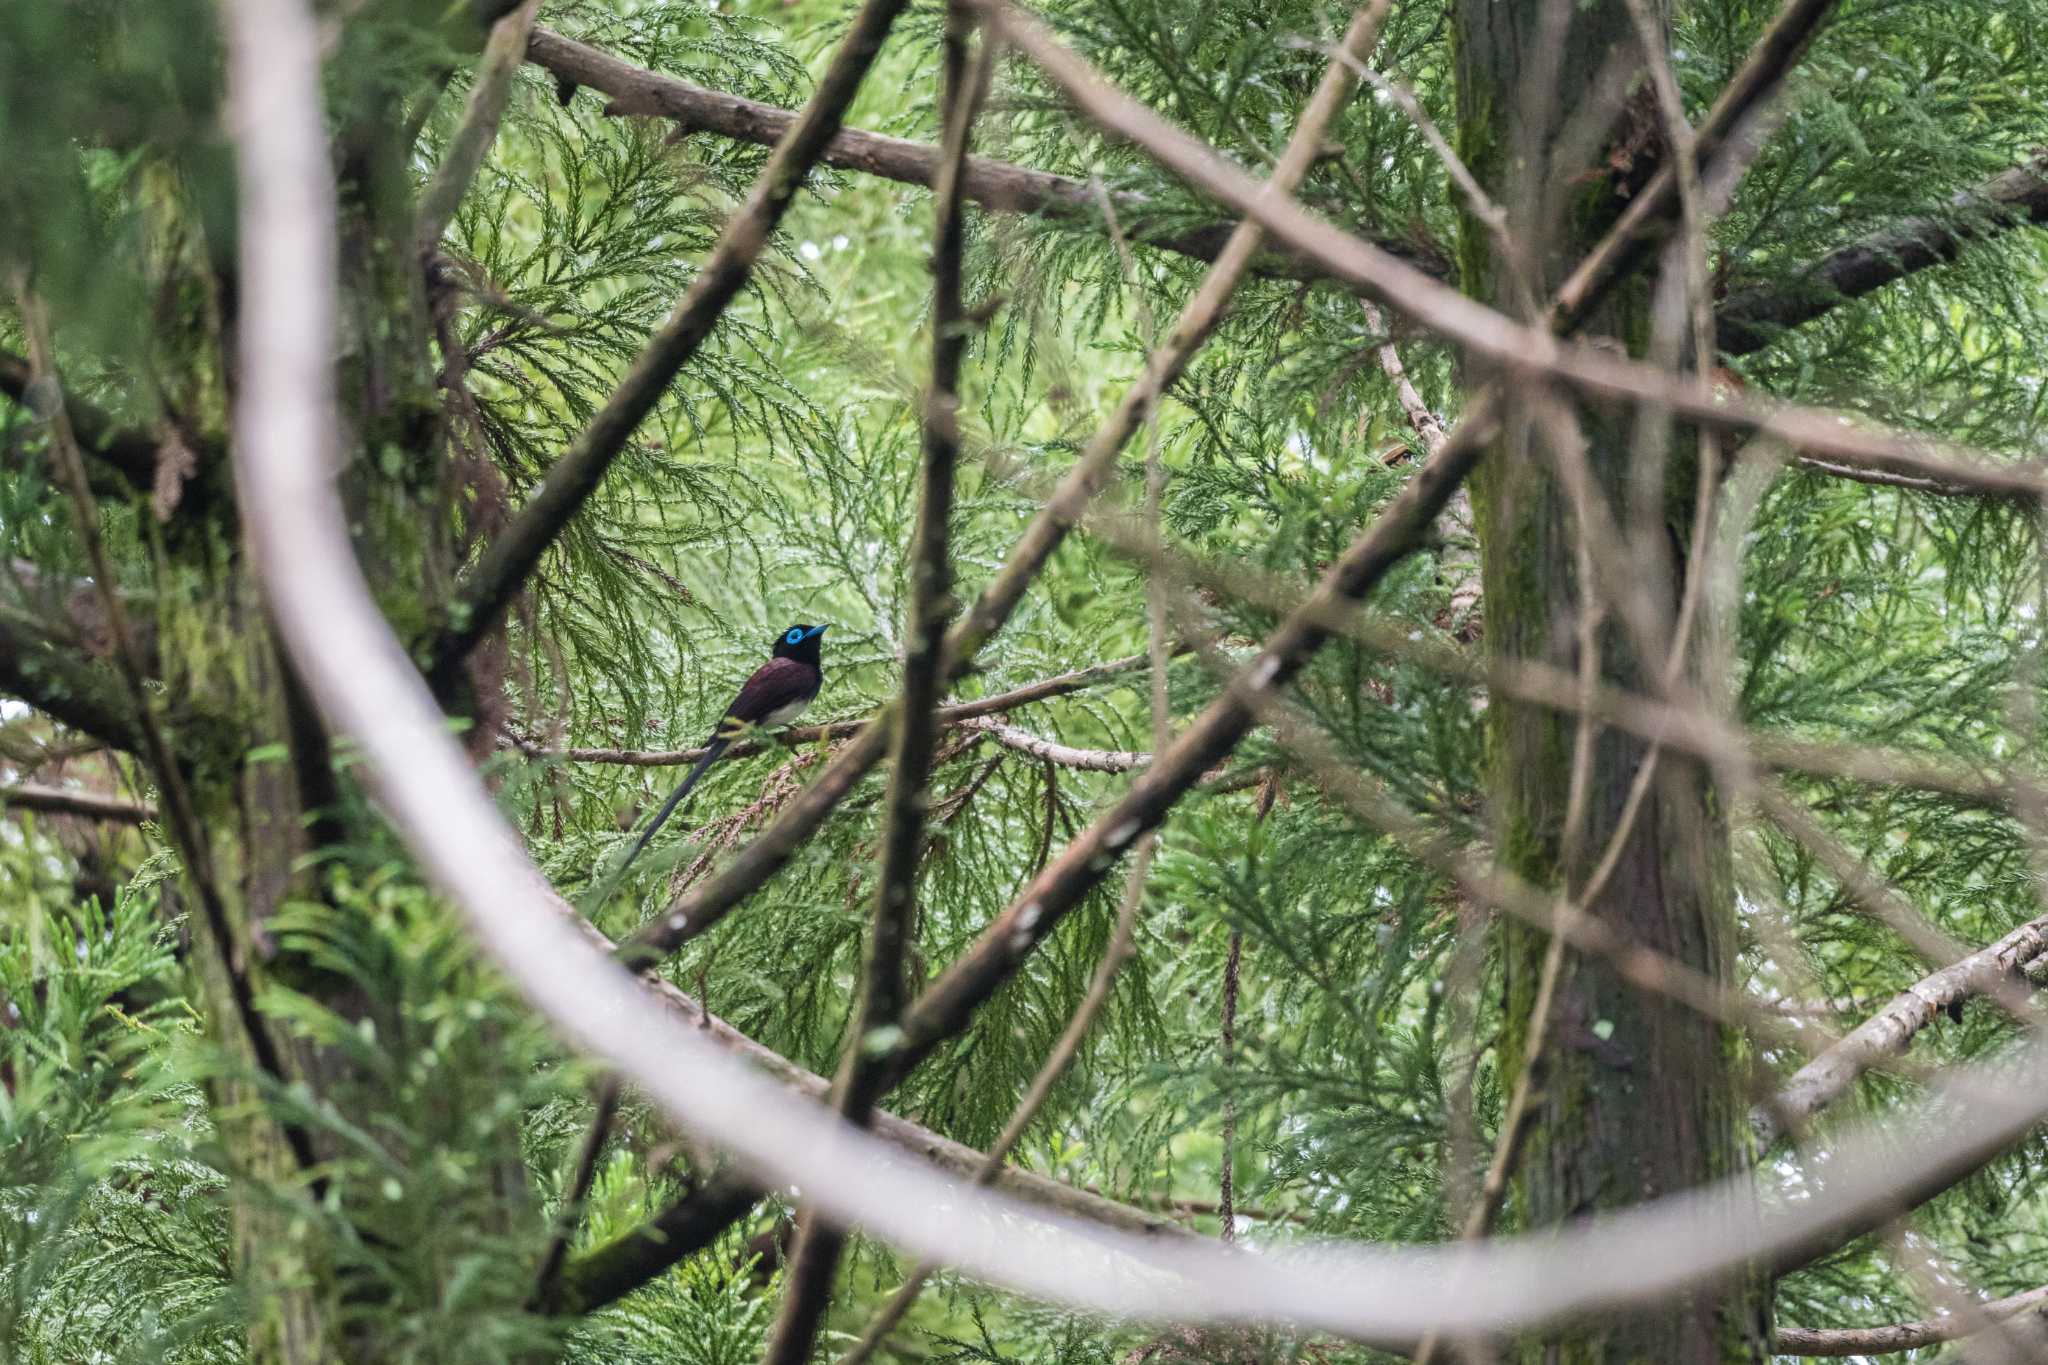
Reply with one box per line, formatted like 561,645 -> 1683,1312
1719,152 -> 2048,355
0,781 -> 156,824
414,0 -> 543,253
1772,1282 -> 2048,1356
763,20 -> 988,1357
517,652 -> 1158,767
522,28 -> 1445,284
981,0 -> 2048,500
1756,909 -> 2048,1146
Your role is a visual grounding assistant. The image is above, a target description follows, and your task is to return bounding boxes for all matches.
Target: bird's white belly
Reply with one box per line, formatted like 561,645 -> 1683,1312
761,697 -> 812,727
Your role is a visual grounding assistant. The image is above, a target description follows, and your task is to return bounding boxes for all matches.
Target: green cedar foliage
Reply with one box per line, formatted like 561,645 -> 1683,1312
4,0 -> 2048,1359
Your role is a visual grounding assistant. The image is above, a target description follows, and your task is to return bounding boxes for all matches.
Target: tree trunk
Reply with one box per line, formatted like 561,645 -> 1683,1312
1453,2 -> 1769,1359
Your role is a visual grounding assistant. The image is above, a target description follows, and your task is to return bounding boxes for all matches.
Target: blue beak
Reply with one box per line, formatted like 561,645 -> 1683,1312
807,624 -> 829,638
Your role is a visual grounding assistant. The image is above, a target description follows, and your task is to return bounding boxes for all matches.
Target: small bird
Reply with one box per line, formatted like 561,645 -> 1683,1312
611,623 -> 828,884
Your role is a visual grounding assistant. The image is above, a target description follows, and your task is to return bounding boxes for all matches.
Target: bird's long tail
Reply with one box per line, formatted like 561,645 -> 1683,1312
585,736 -> 727,910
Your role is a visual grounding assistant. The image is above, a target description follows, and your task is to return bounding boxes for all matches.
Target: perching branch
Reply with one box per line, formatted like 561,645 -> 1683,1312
761,17 -> 987,1358
425,0 -> 916,689
518,652 -> 1158,767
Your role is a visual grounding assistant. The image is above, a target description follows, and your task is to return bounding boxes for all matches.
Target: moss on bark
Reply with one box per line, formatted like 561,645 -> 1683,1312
1451,1 -> 1768,1358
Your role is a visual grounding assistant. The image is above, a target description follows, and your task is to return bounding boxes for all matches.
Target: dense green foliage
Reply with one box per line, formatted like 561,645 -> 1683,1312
6,0 -> 2048,1359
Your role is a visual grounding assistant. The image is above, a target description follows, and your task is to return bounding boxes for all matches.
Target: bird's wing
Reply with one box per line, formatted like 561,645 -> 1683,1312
719,655 -> 819,732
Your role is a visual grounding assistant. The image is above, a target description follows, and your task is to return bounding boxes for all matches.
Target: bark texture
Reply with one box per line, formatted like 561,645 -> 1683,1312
1453,1 -> 1768,1359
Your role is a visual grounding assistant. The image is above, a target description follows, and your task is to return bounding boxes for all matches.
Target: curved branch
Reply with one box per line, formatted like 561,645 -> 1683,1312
228,0 -> 2048,1345
1773,1282 -> 2048,1356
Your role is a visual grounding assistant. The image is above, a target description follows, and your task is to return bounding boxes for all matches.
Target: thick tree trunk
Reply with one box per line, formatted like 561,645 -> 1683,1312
1452,2 -> 1768,1360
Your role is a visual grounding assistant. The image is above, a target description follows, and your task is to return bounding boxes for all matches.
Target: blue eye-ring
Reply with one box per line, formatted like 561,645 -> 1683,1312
785,627 -> 803,644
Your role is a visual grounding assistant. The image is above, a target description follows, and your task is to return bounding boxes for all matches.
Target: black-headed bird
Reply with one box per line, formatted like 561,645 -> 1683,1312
611,622 -> 828,884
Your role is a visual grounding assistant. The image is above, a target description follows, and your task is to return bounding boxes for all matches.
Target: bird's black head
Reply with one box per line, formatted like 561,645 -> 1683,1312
770,622 -> 828,665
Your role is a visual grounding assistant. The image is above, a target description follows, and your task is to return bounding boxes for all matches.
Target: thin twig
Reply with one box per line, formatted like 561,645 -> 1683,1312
520,27 -> 1442,285
761,16 -> 988,1359
530,1075 -> 622,1309
980,0 -> 2045,500
518,652 -> 1161,767
1772,1281 -> 2048,1356
414,0 -> 544,254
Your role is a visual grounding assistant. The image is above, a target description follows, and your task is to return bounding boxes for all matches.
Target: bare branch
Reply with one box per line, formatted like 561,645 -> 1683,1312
426,0 -> 916,687
1719,152 -> 2048,355
837,772 -> 1163,1365
522,28 -> 1446,285
414,0 -> 544,253
957,717 -> 1146,773
548,911 -> 1195,1315
878,387 -> 1485,1096
981,0 -> 2048,499
1773,1283 -> 2048,1356
517,653 -> 1159,767
762,18 -> 988,1358
0,781 -> 155,824
1756,909 -> 2048,1146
